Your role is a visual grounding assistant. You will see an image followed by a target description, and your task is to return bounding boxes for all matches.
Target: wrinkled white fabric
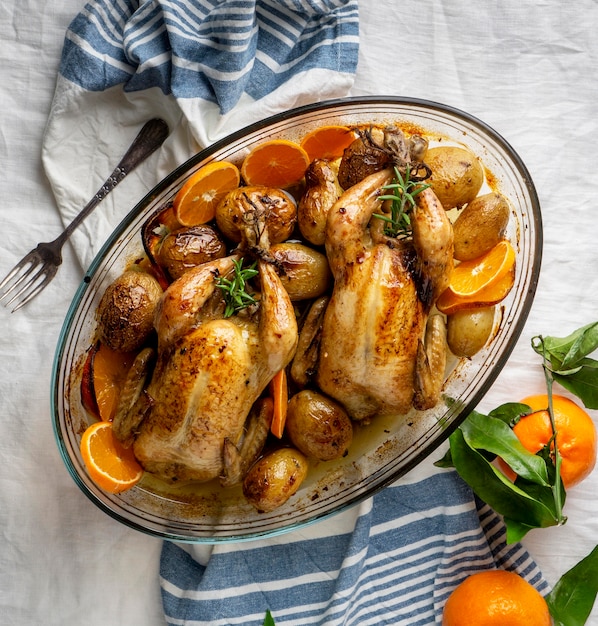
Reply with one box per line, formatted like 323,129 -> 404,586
0,1 -> 597,624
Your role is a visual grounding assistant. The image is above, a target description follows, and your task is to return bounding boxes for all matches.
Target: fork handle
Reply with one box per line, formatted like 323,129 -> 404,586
57,118 -> 170,245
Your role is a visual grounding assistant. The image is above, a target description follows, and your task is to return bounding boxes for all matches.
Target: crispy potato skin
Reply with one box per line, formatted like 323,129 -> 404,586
285,389 -> 353,461
453,193 -> 510,261
96,270 -> 162,352
157,225 -> 226,280
447,307 -> 496,357
242,448 -> 308,512
425,146 -> 484,209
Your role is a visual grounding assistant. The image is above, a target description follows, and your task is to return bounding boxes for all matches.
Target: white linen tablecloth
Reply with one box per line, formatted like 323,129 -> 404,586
0,1 -> 597,624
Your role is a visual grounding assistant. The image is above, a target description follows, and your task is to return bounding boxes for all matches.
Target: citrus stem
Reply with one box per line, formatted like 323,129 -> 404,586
540,338 -> 566,524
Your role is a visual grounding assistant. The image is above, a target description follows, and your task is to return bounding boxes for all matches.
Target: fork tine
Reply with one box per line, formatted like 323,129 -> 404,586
9,273 -> 55,312
0,251 -> 38,296
1,263 -> 57,312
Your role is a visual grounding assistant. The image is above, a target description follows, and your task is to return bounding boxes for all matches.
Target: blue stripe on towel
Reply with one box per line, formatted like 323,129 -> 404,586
59,0 -> 359,113
159,470 -> 549,625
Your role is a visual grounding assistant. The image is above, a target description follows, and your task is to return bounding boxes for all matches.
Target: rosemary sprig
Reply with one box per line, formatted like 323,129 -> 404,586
216,258 -> 259,318
373,165 -> 430,238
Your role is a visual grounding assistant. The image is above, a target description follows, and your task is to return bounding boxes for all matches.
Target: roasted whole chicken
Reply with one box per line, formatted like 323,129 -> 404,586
316,168 -> 454,422
130,255 -> 298,484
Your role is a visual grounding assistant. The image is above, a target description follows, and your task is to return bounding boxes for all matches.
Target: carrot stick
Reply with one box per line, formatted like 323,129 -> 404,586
269,369 -> 288,439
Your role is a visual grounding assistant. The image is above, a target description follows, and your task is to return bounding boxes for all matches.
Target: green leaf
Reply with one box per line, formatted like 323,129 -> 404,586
488,402 -> 532,426
263,609 -> 276,626
554,368 -> 598,410
460,411 -> 550,486
449,429 -> 560,540
534,322 -> 598,370
502,517 -> 536,544
545,545 -> 598,626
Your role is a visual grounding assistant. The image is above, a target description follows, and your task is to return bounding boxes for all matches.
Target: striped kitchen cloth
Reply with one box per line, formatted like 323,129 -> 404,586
42,0 -> 359,269
160,464 -> 549,625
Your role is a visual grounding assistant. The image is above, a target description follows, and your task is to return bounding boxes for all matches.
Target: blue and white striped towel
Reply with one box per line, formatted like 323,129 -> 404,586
160,464 -> 549,625
42,0 -> 359,269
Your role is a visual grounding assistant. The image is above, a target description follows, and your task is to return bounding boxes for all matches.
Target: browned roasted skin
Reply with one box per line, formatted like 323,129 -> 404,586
316,169 -> 453,422
133,258 -> 298,484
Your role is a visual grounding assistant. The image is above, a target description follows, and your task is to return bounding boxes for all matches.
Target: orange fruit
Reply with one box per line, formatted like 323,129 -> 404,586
92,343 -> 137,422
448,240 -> 516,297
173,161 -> 240,226
442,570 -> 551,626
241,139 -> 310,188
501,394 -> 597,488
436,264 -> 515,315
299,125 -> 357,162
80,421 -> 144,494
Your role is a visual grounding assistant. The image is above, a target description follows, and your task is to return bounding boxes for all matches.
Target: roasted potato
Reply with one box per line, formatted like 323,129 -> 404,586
242,447 -> 309,512
270,242 -> 332,301
453,193 -> 510,261
337,127 -> 390,189
447,306 -> 495,357
285,390 -> 353,461
298,159 -> 343,245
96,270 -> 162,352
157,224 -> 226,280
215,186 -> 297,244
425,146 -> 484,209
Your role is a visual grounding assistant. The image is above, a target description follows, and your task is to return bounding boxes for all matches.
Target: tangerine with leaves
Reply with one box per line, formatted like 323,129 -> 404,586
241,139 -> 310,188
299,125 -> 357,162
173,161 -> 240,226
442,570 -> 551,626
501,394 -> 597,488
80,421 -> 144,494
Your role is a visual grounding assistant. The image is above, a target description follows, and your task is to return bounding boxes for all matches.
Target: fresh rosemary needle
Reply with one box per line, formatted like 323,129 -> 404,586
374,165 -> 430,238
216,258 -> 259,318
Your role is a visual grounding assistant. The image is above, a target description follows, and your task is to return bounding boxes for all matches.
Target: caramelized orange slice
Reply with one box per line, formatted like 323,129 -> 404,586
80,421 -> 144,494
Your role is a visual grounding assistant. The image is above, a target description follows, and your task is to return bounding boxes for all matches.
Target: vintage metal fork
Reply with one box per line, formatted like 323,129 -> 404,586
0,118 -> 169,312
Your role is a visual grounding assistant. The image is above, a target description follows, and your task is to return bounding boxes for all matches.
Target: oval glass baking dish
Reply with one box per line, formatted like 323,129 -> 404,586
51,96 -> 542,542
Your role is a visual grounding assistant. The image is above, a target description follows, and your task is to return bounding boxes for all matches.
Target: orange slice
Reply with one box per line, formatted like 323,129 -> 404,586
436,264 -> 516,315
174,161 -> 240,226
241,139 -> 310,188
448,240 -> 516,297
92,343 -> 137,422
299,125 -> 357,162
80,421 -> 144,494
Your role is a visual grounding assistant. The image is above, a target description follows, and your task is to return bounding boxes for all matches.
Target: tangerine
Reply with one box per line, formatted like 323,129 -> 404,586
80,421 -> 144,494
241,139 -> 310,188
502,394 -> 597,488
299,125 -> 357,162
173,161 -> 240,226
448,240 -> 515,297
442,570 -> 551,625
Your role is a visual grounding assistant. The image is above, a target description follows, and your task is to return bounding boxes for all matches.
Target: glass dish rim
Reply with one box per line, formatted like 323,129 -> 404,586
51,95 -> 543,543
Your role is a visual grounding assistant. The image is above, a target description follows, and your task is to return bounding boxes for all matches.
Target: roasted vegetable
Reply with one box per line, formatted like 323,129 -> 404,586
157,224 -> 226,280
425,146 -> 484,209
270,242 -> 332,301
242,447 -> 308,512
285,389 -> 353,461
96,270 -> 162,352
447,306 -> 496,357
215,186 -> 297,244
453,193 -> 510,261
